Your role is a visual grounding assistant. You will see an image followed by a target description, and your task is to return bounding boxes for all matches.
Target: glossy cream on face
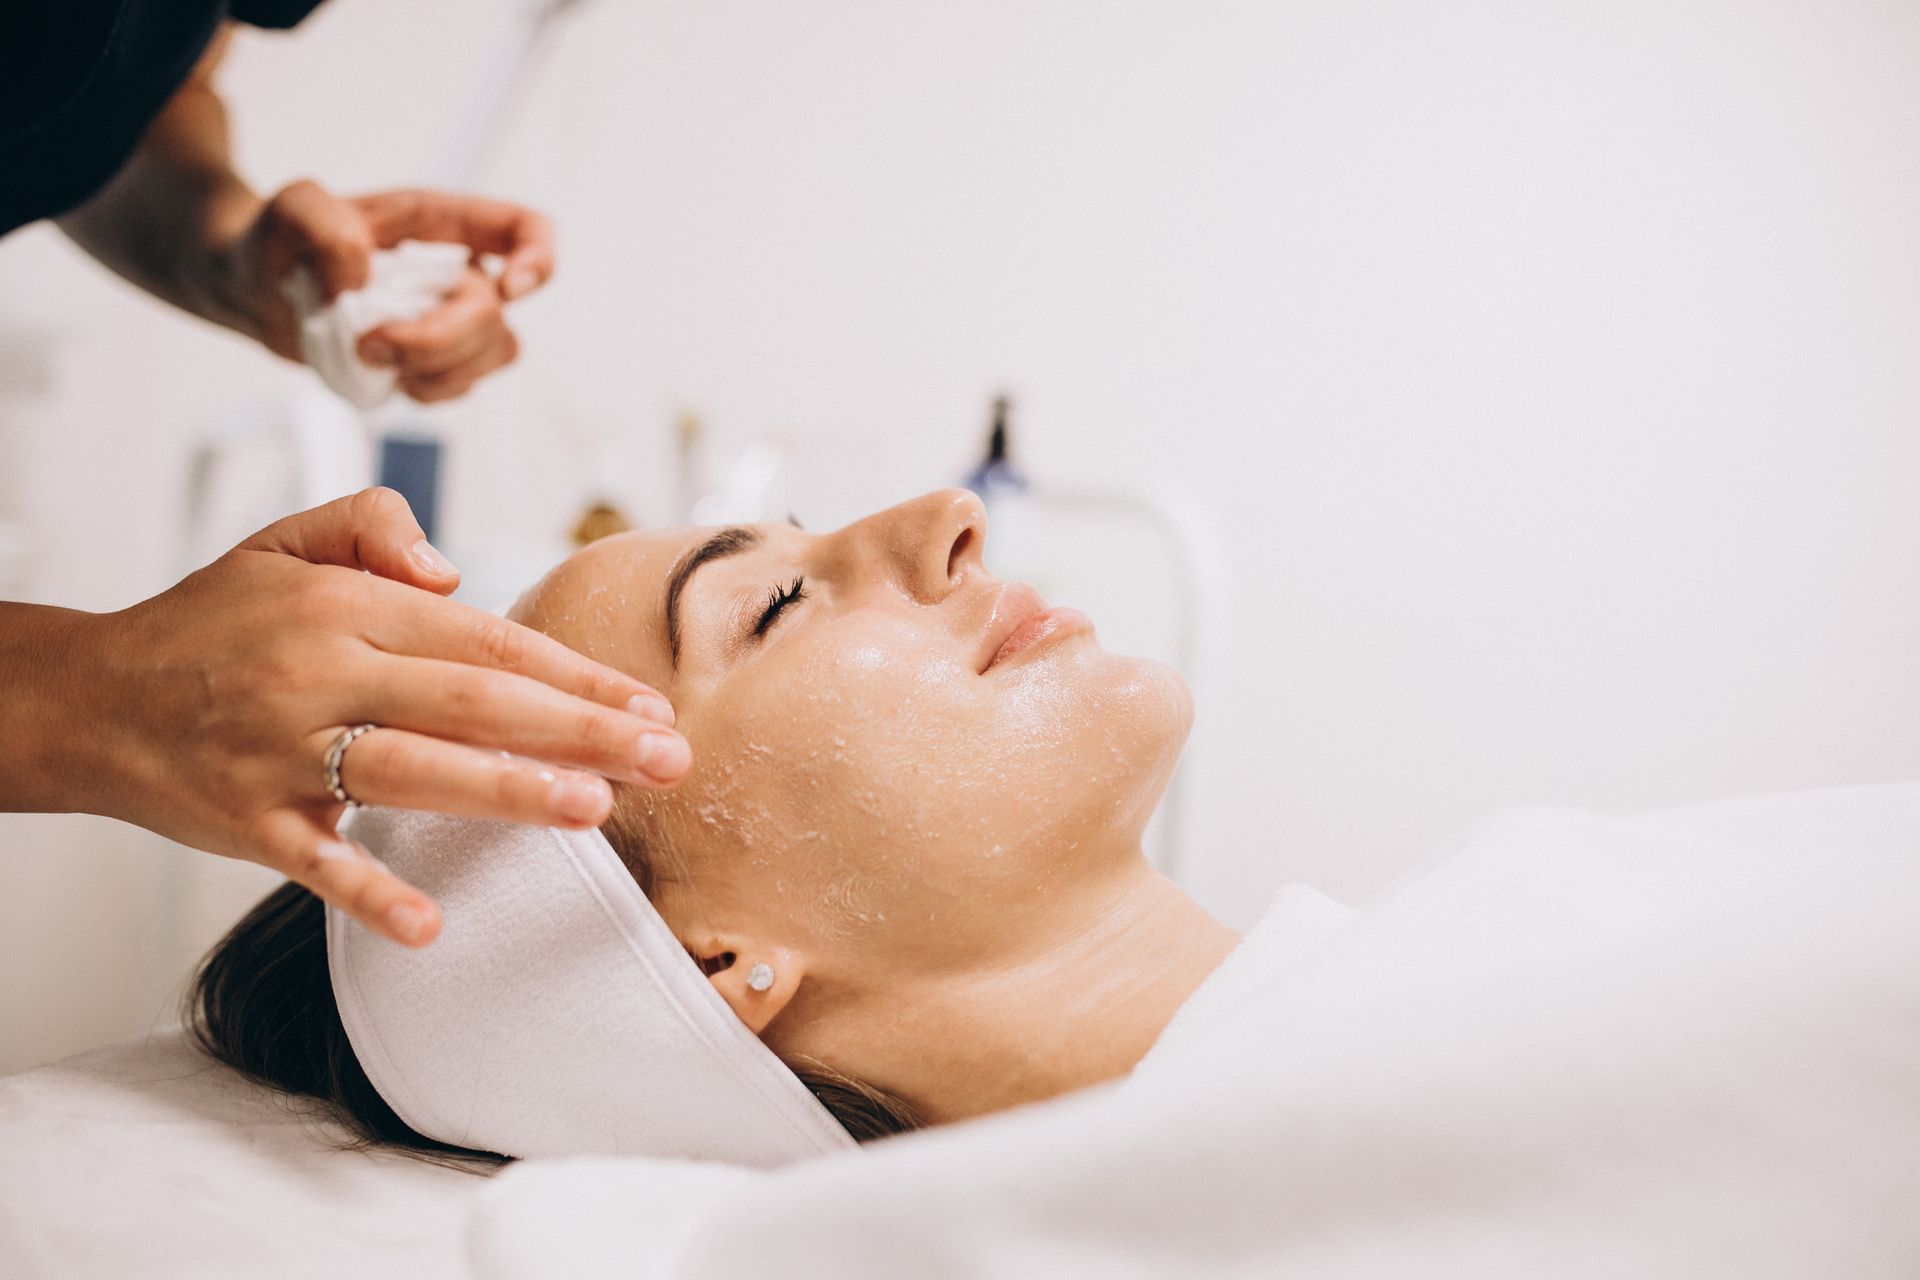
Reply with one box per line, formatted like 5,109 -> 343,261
512,491 -> 1192,979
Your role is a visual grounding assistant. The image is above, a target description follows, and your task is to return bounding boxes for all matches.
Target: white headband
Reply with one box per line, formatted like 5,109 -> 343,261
325,806 -> 857,1166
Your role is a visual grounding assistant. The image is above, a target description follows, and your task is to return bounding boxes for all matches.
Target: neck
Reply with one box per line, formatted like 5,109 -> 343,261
893,858 -> 1240,1124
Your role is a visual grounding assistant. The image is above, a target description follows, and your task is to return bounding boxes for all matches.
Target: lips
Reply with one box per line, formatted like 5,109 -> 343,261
975,583 -> 1046,672
976,583 -> 1091,672
988,605 -> 1092,670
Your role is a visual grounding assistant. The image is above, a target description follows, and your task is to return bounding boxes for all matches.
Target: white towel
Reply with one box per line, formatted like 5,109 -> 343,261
327,807 -> 858,1167
283,240 -> 472,410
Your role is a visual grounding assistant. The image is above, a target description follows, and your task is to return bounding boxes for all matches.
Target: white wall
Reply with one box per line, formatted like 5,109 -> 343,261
5,0 -> 1918,1074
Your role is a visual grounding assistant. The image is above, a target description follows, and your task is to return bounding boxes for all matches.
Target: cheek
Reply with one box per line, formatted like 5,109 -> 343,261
676,620 -> 972,926
803,638 -> 1187,885
678,622 -> 1190,943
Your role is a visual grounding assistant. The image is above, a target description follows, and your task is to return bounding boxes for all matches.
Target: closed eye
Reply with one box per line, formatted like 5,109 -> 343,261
752,576 -> 807,638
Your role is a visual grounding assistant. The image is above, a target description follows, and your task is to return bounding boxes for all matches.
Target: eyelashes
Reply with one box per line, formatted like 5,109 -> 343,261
752,575 -> 807,639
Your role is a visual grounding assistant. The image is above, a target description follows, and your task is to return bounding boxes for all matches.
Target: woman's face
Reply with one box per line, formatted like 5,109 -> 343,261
511,489 -> 1190,1044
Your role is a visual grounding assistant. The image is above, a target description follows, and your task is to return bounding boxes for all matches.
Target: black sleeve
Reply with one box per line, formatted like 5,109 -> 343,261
227,0 -> 327,31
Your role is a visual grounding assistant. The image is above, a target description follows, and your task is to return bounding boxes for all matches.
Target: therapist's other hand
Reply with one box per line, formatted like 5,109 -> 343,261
214,180 -> 555,402
76,488 -> 682,947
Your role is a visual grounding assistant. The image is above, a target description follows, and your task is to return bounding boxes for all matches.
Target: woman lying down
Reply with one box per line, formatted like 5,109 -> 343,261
192,490 -> 1920,1271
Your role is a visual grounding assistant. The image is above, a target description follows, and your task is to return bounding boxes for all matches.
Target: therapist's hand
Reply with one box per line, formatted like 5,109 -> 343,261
213,180 -> 555,402
65,488 -> 683,947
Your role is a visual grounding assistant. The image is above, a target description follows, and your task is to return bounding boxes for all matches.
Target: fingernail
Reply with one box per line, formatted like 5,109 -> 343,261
636,732 -> 691,780
550,774 -> 611,823
387,901 -> 432,945
316,839 -> 365,861
362,339 -> 397,366
504,267 -> 538,299
627,693 -> 676,727
410,538 -> 457,576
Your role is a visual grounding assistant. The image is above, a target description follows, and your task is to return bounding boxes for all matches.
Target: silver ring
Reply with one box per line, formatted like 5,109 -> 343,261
323,723 -> 379,806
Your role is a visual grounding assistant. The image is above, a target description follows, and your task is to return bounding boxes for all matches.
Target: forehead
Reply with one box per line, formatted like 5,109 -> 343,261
508,522 -> 808,689
508,528 -> 692,685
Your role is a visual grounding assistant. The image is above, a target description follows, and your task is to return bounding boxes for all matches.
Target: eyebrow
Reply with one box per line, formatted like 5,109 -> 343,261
665,526 -> 762,667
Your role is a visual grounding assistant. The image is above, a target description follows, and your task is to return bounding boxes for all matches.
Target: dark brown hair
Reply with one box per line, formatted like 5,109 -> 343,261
188,881 -> 497,1165
188,838 -> 919,1162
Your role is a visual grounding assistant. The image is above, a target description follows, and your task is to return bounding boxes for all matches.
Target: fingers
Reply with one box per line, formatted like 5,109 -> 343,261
342,188 -> 553,403
357,268 -> 522,403
239,486 -> 460,594
252,808 -> 440,947
349,655 -> 691,787
365,269 -> 497,374
355,572 -> 673,723
233,496 -> 683,785
267,180 -> 375,299
399,335 -> 514,403
333,728 -> 616,828
354,189 -> 555,300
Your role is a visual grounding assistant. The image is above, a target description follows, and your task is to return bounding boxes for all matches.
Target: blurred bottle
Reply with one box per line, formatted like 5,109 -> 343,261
571,499 -> 632,546
962,394 -> 1054,594
962,394 -> 1027,504
377,428 -> 444,543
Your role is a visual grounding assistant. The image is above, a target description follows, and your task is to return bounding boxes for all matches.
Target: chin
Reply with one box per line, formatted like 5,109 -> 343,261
1099,650 -> 1193,734
949,652 -> 1188,878
1152,660 -> 1196,734
1064,652 -> 1193,830
1120,658 -> 1193,785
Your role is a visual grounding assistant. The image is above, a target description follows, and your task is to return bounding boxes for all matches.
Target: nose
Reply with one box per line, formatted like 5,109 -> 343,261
835,488 -> 986,604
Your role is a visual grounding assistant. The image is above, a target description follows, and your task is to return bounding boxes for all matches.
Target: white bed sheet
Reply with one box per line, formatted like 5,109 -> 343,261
473,782 -> 1920,1279
0,1029 -> 484,1279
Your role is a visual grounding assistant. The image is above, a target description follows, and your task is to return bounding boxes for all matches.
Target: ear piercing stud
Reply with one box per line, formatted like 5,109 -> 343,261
746,963 -> 775,992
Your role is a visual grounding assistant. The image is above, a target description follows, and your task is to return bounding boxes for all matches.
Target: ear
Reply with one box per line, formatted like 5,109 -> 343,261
688,941 -> 806,1036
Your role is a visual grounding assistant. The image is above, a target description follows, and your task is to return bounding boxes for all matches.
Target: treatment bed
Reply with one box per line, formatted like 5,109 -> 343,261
0,1030 -> 481,1279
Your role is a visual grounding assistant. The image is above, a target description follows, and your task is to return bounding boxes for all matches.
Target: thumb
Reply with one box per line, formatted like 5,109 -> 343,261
241,487 -> 459,593
268,180 -> 376,299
